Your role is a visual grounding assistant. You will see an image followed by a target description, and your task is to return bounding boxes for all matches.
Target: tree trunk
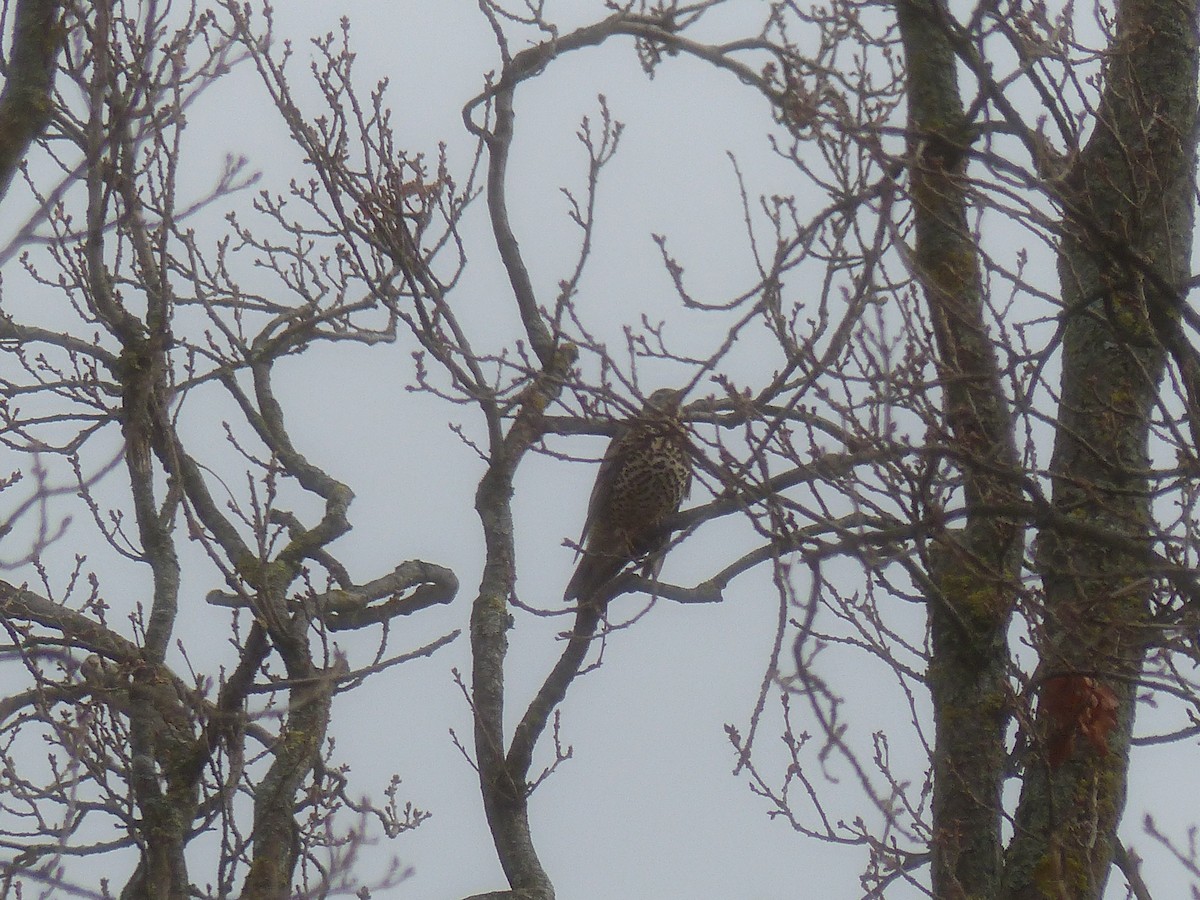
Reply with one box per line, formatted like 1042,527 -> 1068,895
896,1 -> 1023,895
1004,1 -> 1199,897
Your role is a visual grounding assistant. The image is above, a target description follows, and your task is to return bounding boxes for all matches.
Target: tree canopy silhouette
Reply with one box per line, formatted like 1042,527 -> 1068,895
1,1 -> 1198,898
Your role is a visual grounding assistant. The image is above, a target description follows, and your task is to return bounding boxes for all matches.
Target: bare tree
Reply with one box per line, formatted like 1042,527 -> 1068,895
2,0 -> 1200,898
1,2 -> 456,896
432,2 -> 1200,898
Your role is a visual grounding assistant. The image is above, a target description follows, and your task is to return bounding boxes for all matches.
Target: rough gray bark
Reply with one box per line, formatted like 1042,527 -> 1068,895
0,0 -> 63,202
895,2 -> 1024,895
1004,1 -> 1199,896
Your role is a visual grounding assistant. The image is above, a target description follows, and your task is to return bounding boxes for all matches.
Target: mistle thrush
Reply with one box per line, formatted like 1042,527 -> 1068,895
564,388 -> 694,604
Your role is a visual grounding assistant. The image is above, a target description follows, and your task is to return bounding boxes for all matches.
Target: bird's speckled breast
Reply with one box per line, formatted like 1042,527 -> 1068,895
607,428 -> 692,529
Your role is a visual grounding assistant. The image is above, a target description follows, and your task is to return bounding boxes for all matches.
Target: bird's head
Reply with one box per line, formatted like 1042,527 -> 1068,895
641,387 -> 685,417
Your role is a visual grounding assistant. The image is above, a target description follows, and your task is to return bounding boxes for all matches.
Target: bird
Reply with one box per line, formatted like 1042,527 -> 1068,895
564,388 -> 694,605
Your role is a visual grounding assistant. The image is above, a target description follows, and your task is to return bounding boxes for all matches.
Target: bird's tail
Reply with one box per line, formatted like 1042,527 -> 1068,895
562,551 -> 625,604
563,534 -> 671,604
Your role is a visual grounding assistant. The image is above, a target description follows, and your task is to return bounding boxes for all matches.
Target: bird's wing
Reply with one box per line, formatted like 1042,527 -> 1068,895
574,425 -> 627,555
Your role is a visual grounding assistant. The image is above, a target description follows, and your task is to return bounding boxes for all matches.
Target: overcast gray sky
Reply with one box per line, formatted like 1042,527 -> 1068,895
170,3 -> 915,896
4,1 -> 1197,897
